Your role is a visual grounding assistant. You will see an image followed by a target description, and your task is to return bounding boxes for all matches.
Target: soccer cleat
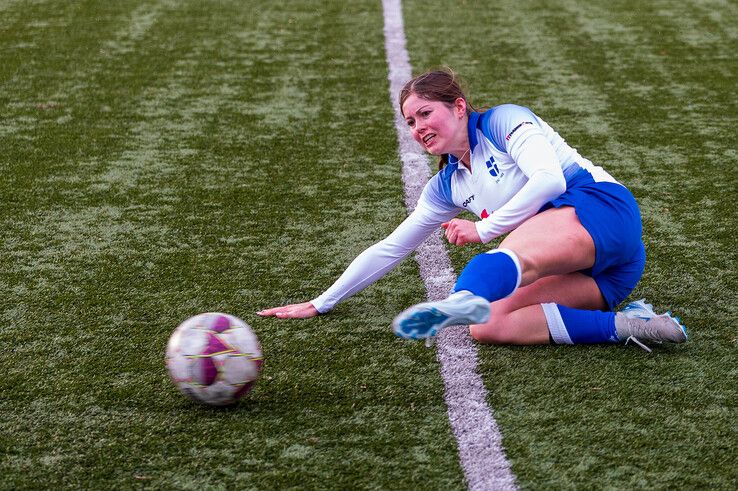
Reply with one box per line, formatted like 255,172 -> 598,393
617,299 -> 688,352
392,291 -> 491,340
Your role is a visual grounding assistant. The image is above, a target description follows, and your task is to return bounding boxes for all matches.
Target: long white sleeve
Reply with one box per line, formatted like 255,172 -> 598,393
311,204 -> 453,313
475,133 -> 567,243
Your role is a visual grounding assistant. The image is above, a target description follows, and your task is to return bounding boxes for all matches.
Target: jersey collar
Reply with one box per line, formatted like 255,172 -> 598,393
467,111 -> 481,151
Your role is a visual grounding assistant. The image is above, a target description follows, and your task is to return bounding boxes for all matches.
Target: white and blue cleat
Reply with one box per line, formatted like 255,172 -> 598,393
392,291 -> 491,341
618,299 -> 688,352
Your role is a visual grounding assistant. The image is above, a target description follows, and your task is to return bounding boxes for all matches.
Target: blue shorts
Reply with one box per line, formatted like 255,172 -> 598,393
541,166 -> 646,310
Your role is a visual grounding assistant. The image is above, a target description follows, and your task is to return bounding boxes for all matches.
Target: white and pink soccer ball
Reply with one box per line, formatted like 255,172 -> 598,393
166,313 -> 263,406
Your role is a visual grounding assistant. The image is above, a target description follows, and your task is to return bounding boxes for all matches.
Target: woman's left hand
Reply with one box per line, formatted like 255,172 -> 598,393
441,219 -> 482,246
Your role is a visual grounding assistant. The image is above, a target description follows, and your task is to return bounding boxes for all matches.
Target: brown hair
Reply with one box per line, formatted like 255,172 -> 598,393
399,69 -> 477,169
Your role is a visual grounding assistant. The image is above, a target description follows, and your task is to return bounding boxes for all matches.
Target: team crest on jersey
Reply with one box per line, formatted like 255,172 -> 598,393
485,158 -> 502,179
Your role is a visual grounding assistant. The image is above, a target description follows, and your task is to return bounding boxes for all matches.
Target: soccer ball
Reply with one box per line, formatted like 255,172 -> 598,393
166,312 -> 263,406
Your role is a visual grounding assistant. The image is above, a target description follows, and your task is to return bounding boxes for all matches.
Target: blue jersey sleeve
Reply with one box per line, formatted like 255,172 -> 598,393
480,104 -> 540,153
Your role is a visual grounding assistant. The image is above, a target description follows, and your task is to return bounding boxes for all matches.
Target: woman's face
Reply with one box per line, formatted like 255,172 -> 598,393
402,93 -> 467,155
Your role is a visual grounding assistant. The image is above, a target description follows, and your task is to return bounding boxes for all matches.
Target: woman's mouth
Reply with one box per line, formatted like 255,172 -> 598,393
422,133 -> 436,146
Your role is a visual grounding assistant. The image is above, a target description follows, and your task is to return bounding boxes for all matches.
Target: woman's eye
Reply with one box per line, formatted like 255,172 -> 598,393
421,111 -> 431,117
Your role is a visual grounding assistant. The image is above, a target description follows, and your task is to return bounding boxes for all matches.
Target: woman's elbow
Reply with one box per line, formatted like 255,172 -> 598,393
552,173 -> 566,196
534,170 -> 567,198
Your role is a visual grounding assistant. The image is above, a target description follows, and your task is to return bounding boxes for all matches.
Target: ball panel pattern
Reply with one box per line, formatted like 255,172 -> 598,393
166,312 -> 263,406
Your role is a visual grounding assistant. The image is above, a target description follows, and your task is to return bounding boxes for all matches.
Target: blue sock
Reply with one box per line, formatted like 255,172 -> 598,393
453,249 -> 521,302
542,303 -> 619,344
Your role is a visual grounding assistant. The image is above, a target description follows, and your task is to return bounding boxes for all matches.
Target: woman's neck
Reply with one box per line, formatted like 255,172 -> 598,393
452,118 -> 471,168
456,147 -> 471,168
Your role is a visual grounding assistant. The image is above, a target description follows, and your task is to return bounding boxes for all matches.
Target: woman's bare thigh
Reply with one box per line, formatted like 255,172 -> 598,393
500,206 -> 596,286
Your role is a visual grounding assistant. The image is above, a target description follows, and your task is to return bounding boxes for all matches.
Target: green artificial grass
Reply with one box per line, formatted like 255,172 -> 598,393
0,1 -> 464,488
1,0 -> 736,489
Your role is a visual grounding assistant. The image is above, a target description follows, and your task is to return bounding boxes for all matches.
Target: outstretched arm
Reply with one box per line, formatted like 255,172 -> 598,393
257,203 -> 457,318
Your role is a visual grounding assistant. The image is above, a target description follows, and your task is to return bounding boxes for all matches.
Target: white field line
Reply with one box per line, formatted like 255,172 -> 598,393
381,1 -> 518,489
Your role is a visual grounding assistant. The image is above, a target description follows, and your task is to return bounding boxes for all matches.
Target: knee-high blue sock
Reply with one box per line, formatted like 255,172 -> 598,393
453,249 -> 521,302
542,303 -> 618,344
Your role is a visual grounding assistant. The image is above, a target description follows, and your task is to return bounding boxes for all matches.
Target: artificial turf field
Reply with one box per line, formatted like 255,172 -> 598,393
0,0 -> 736,489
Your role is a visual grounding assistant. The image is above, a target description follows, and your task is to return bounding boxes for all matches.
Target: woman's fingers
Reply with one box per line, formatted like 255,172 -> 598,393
256,306 -> 281,316
442,218 -> 480,246
444,220 -> 461,245
444,220 -> 455,242
257,305 -> 298,317
257,302 -> 318,319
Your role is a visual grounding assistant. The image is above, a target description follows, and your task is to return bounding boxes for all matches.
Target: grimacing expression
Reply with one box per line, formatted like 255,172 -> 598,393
402,93 -> 466,156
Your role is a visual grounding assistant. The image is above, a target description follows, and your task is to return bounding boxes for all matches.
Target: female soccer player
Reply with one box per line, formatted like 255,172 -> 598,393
258,70 -> 686,349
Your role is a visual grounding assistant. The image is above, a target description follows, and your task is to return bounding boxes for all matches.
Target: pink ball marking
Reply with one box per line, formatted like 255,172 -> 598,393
197,332 -> 233,385
210,314 -> 232,333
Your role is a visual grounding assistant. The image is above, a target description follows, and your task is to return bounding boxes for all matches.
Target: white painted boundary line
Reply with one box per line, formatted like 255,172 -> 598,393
381,1 -> 518,489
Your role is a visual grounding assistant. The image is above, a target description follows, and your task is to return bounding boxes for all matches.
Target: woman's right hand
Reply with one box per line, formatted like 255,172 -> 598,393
256,302 -> 320,319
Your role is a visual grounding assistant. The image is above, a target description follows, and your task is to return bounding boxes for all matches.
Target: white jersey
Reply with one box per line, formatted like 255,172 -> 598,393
311,104 -> 618,313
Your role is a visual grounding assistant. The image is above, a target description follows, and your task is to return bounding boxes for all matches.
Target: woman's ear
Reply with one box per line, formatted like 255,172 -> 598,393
455,97 -> 468,118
